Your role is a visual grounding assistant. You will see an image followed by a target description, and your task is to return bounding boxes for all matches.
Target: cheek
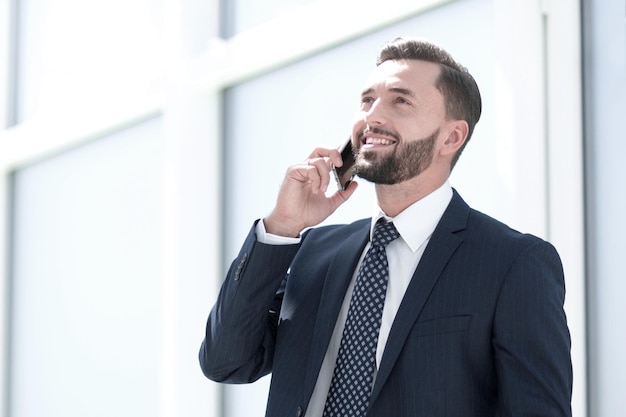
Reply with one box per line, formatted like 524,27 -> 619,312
401,117 -> 438,139
351,116 -> 366,138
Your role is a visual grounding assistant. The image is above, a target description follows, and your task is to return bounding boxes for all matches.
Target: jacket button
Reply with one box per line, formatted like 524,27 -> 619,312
296,406 -> 302,417
234,253 -> 248,281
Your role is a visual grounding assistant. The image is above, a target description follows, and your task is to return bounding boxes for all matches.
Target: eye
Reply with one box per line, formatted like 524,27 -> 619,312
395,96 -> 411,105
360,96 -> 375,110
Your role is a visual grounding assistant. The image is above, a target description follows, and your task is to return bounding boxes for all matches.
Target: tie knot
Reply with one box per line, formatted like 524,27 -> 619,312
371,219 -> 400,248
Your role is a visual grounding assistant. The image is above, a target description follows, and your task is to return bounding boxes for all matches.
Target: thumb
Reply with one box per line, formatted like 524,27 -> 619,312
329,180 -> 358,209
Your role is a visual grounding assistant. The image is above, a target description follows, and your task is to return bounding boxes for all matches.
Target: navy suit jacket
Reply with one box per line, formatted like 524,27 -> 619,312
200,191 -> 572,417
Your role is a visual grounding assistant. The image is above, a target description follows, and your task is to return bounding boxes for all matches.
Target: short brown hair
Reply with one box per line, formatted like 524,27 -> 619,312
377,37 -> 482,167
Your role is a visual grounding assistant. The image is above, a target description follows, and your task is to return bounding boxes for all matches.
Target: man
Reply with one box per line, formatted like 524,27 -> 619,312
199,37 -> 572,417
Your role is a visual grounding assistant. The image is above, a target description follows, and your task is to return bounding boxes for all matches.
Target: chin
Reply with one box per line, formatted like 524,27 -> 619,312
357,149 -> 384,162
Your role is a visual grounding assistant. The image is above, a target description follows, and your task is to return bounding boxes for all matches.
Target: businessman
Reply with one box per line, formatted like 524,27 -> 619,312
199,37 -> 573,417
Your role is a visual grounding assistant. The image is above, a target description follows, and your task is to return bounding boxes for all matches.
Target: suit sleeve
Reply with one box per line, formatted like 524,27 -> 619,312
199,221 -> 300,383
493,239 -> 573,416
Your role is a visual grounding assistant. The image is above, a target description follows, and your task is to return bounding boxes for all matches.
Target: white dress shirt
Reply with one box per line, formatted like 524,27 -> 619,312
256,181 -> 453,417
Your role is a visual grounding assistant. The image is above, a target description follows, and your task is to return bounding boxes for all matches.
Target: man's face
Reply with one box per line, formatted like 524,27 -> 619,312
351,59 -> 448,184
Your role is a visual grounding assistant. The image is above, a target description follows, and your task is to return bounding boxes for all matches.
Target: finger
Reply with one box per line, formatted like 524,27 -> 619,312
329,179 -> 358,207
307,147 -> 342,167
306,158 -> 332,193
288,163 -> 323,193
307,156 -> 334,173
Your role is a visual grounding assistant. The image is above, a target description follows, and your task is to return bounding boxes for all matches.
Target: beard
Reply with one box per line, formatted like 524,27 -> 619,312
354,128 -> 439,185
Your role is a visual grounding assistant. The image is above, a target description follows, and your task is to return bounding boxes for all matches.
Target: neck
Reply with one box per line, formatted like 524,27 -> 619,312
374,173 -> 448,217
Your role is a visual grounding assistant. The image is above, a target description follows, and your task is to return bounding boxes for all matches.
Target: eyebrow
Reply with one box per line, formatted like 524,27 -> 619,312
361,86 -> 416,97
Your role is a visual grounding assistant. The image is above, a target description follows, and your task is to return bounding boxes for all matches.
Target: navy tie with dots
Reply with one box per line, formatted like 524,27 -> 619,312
323,219 -> 400,417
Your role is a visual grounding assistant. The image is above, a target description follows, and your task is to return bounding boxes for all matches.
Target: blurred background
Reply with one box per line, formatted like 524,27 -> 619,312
0,0 -> 623,415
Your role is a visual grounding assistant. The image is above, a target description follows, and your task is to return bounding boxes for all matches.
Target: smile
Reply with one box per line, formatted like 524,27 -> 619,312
364,136 -> 395,145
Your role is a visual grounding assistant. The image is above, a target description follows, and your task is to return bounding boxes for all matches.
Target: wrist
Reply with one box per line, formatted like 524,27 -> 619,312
263,215 -> 303,238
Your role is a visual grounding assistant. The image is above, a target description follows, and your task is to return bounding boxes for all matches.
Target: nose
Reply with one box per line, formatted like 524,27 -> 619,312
363,99 -> 387,126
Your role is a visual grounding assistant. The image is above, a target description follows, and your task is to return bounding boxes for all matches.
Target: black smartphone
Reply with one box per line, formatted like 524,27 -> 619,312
332,137 -> 356,191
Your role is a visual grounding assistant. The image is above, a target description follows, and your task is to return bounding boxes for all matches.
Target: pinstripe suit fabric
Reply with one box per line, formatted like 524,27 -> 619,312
200,190 -> 572,417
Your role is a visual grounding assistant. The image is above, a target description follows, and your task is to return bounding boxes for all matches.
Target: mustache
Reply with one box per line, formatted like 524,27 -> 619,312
359,126 -> 402,143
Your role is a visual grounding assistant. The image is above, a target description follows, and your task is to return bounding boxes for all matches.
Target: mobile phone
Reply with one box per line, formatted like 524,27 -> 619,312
332,137 -> 356,191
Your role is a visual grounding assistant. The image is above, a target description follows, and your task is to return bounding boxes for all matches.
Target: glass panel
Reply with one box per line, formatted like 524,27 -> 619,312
10,118 -> 163,417
222,1 -> 494,416
16,0 -> 165,122
222,0 -> 316,37
583,0 -> 626,415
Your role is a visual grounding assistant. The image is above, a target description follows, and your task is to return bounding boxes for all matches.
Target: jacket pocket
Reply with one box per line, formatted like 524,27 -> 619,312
408,315 -> 472,338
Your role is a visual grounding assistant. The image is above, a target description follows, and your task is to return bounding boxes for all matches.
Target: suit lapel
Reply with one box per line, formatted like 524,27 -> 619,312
303,221 -> 370,400
369,191 -> 469,405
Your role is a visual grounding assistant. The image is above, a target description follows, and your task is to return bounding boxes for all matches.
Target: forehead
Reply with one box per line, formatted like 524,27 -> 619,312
363,59 -> 442,94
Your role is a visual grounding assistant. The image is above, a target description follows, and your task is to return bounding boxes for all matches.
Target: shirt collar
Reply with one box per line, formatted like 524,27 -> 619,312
370,181 -> 453,252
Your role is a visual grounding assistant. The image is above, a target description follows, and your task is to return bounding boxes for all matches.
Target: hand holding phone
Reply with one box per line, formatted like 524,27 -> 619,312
332,137 -> 356,191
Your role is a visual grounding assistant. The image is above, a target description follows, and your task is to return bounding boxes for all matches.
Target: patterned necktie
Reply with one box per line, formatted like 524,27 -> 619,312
323,219 -> 400,417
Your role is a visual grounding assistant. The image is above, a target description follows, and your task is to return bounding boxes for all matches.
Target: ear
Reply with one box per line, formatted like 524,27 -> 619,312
440,120 -> 469,157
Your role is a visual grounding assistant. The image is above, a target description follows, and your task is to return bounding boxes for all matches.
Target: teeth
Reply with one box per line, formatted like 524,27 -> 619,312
365,137 -> 394,145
